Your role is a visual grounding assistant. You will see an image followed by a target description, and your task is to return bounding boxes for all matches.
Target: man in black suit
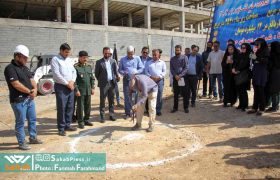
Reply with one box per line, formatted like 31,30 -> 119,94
95,47 -> 120,123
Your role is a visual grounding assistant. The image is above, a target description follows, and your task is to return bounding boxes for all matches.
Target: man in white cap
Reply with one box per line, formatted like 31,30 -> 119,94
118,45 -> 144,119
4,45 -> 43,150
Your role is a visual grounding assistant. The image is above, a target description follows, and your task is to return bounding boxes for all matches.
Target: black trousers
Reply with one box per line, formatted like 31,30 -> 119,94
185,75 -> 198,107
237,83 -> 248,109
99,82 -> 115,116
173,77 -> 187,110
253,85 -> 266,111
202,72 -> 212,96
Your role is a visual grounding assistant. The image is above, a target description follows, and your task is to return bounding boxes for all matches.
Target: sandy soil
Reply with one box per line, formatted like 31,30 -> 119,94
0,84 -> 279,180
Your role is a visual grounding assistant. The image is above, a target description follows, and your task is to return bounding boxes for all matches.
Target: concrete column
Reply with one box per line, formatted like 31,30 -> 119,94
160,17 -> 165,30
179,0 -> 184,6
190,24 -> 194,34
56,7 -> 62,22
200,21 -> 204,34
195,23 -> 201,34
128,13 -> 133,27
65,0 -> 71,23
88,9 -> 94,24
179,0 -> 185,32
179,12 -> 185,32
102,0 -> 108,26
144,2 -> 151,29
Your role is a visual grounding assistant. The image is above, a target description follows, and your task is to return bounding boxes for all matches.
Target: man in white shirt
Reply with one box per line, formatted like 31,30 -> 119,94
145,49 -> 166,116
51,43 -> 77,136
207,41 -> 225,102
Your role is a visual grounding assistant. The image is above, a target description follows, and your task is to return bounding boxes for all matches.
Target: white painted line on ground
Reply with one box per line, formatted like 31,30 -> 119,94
68,122 -> 203,169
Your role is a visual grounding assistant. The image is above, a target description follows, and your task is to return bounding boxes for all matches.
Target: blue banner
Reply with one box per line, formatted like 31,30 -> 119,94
210,0 -> 280,50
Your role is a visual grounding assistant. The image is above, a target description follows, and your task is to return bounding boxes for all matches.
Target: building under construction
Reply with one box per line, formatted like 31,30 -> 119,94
0,0 -> 214,59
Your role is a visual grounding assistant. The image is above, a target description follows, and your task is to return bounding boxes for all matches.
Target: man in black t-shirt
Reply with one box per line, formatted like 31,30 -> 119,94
4,45 -> 43,150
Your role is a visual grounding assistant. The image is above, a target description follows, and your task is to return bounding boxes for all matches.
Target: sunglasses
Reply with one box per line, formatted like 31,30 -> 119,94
142,52 -> 148,54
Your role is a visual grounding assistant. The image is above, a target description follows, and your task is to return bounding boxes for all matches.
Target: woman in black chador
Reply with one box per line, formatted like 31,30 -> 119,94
266,41 -> 280,112
221,44 -> 238,107
232,43 -> 252,111
247,38 -> 269,116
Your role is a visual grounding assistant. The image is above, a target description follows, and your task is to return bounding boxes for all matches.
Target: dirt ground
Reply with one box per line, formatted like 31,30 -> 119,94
0,84 -> 279,180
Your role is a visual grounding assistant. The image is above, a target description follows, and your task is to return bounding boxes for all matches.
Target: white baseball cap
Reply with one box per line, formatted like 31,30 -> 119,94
14,45 -> 29,57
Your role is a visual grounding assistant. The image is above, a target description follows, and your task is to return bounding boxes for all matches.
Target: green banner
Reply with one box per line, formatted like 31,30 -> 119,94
0,153 -> 106,172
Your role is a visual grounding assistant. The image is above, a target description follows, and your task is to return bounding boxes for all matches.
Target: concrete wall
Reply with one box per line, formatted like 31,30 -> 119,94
0,18 -> 207,61
0,18 -> 207,85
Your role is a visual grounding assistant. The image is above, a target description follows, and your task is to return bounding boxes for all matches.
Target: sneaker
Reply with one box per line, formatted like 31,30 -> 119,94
100,115 -> 105,123
146,125 -> 154,132
191,104 -> 195,108
124,114 -> 130,120
199,94 -> 207,98
247,109 -> 257,114
78,124 -> 85,129
213,96 -> 218,100
84,121 -> 93,126
110,116 -> 116,121
131,123 -> 141,131
58,131 -> 66,136
19,142 -> 31,150
65,127 -> 77,131
265,107 -> 277,112
156,112 -> 162,116
170,109 -> 177,113
29,138 -> 43,144
256,111 -> 263,116
184,108 -> 189,113
208,95 -> 213,99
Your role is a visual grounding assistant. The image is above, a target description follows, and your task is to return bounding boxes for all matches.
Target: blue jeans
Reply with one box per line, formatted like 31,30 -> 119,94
123,80 -> 131,115
210,74 -> 224,98
11,98 -> 37,145
54,83 -> 74,131
156,79 -> 164,114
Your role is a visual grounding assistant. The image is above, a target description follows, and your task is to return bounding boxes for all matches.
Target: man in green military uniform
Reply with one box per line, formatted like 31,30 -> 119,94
75,51 -> 95,129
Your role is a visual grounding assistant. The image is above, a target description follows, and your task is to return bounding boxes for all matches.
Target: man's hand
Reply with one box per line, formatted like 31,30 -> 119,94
116,76 -> 120,82
151,76 -> 161,82
132,104 -> 137,112
29,89 -> 37,99
67,81 -> 75,90
175,75 -> 180,81
232,68 -> 237,74
76,91 -> 81,97
91,89 -> 95,95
